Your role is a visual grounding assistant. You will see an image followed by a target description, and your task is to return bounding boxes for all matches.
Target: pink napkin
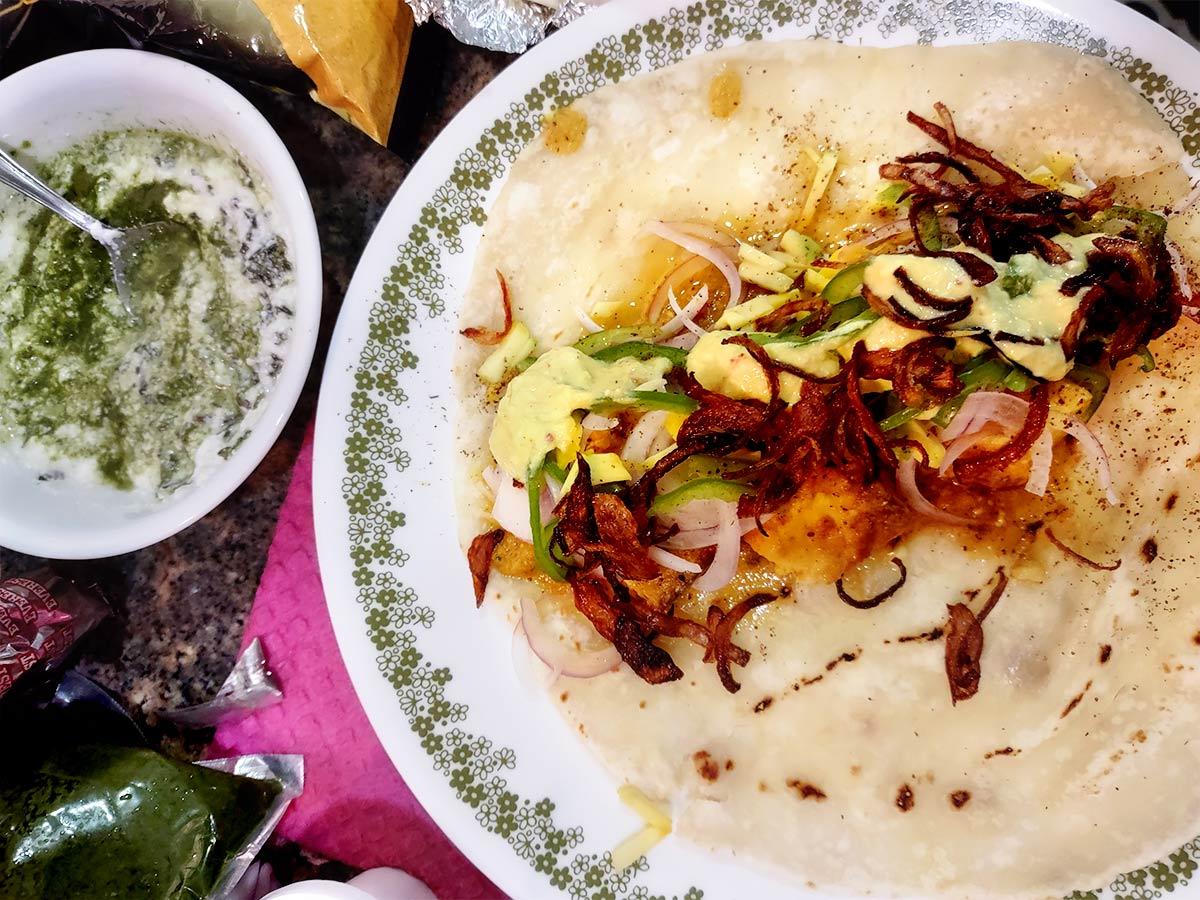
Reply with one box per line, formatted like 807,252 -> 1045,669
210,427 -> 503,899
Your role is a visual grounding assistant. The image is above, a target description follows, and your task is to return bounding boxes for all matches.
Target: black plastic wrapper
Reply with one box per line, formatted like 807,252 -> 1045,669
0,672 -> 300,899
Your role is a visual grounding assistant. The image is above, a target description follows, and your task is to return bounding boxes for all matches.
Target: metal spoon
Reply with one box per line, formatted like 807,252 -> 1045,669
0,144 -> 181,316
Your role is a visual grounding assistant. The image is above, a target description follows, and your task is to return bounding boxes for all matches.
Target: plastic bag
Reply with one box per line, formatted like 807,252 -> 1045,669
0,742 -> 302,899
0,0 -> 412,142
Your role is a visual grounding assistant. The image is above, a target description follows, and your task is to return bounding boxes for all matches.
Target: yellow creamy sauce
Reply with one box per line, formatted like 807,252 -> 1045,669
863,233 -> 1100,380
489,348 -> 670,479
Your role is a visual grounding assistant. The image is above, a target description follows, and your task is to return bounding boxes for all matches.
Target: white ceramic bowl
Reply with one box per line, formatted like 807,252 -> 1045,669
0,49 -> 321,558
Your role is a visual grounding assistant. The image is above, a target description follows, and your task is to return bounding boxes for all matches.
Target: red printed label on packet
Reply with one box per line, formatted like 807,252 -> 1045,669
0,586 -> 40,627
0,569 -> 110,700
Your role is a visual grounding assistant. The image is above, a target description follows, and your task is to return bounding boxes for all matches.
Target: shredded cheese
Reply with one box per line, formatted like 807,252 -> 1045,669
618,784 -> 673,830
610,785 -> 673,871
611,824 -> 669,871
795,149 -> 839,230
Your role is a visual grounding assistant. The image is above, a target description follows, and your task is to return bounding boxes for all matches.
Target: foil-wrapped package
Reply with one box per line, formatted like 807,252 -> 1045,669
0,567 -> 110,699
405,0 -> 605,54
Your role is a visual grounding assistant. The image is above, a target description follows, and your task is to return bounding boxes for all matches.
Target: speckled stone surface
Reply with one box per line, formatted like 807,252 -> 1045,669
0,26 -> 513,718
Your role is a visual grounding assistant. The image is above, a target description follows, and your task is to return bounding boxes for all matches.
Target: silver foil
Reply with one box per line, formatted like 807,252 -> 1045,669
405,0 -> 604,54
164,637 -> 283,727
201,753 -> 305,899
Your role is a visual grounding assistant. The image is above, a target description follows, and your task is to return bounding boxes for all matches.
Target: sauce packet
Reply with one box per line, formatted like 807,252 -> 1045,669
1,1 -> 413,143
0,567 -> 110,699
0,744 -> 303,900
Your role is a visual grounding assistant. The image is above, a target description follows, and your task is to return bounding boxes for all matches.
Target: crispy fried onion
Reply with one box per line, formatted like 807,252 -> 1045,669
944,568 -> 1008,704
836,556 -> 908,610
1044,527 -> 1122,571
864,337 -> 960,408
881,106 -> 1183,362
467,528 -> 505,606
706,593 -> 776,692
461,271 -> 514,345
555,456 -> 773,692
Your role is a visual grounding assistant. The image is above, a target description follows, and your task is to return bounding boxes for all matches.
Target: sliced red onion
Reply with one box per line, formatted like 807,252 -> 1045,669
661,331 -> 701,350
1167,240 -> 1194,303
1061,417 -> 1120,505
660,497 -> 724,531
482,465 -> 502,492
520,595 -> 620,678
487,467 -> 554,540
1024,428 -> 1053,497
648,546 -> 702,574
940,391 -> 1029,442
663,516 -> 762,549
1170,180 -> 1200,217
582,413 -> 616,431
624,411 -> 669,463
660,285 -> 710,338
897,457 -> 971,525
645,221 -> 742,304
837,217 -> 912,255
939,392 -> 1039,479
492,476 -> 533,541
938,429 -> 991,476
575,306 -> 603,333
1071,161 -> 1096,190
668,221 -> 739,247
692,501 -> 742,591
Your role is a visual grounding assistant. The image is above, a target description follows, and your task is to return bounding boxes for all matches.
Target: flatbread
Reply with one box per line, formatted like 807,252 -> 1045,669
453,40 -> 1200,897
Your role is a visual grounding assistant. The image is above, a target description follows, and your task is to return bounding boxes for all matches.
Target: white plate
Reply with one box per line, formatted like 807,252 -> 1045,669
313,2 -> 1200,897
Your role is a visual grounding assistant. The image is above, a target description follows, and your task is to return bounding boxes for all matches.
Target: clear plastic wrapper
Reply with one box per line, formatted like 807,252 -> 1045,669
164,637 -> 283,727
0,567 -> 110,699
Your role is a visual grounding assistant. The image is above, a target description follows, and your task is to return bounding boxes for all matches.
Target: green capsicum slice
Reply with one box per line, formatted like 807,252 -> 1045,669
820,261 -> 869,304
649,478 -> 750,516
590,341 -> 688,367
574,326 -> 659,355
528,466 -> 566,580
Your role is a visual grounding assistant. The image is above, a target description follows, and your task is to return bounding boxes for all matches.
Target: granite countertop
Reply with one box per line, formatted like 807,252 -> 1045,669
0,25 -> 514,719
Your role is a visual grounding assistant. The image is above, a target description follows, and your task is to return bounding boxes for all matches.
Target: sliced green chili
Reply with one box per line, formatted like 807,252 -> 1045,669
820,261 -> 869,305
590,341 -> 688,367
879,405 -> 923,432
528,467 -> 566,580
1073,205 -> 1167,245
592,390 -> 699,416
1066,364 -> 1110,422
649,478 -> 750,516
1135,346 -> 1156,372
1002,368 -> 1034,392
542,458 -> 567,484
913,204 -> 943,252
574,326 -> 659,355
931,357 -> 1012,427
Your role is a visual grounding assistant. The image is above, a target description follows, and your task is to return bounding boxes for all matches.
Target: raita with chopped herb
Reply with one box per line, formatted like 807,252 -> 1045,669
0,129 -> 294,495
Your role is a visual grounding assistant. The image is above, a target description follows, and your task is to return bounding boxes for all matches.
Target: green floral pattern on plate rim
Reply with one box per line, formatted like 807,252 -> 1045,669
334,1 -> 1200,897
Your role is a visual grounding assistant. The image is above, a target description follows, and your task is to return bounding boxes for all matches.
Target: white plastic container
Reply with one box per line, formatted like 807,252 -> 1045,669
262,867 -> 437,900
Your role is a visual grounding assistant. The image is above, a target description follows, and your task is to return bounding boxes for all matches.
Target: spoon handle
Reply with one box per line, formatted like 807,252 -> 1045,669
0,145 -> 110,239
